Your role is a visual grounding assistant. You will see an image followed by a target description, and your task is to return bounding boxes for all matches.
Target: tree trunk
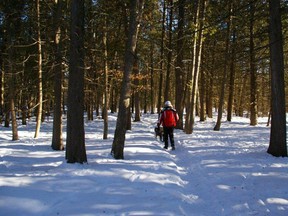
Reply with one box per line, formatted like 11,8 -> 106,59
237,71 -> 248,117
8,48 -> 18,140
5,2 -> 20,140
184,0 -> 199,134
10,94 -> 18,141
110,51 -> 120,114
51,0 -> 64,151
126,103 -> 132,131
214,1 -> 233,131
66,0 -> 87,163
206,40 -> 216,118
175,0 -> 185,129
0,55 -> 3,123
227,30 -> 236,122
111,0 -> 144,159
134,56 -> 141,122
199,60 -> 205,122
103,14 -> 109,139
249,0 -> 258,126
149,43 -> 155,114
267,0 -> 287,157
186,0 -> 205,134
157,0 -> 166,113
34,0 -> 43,138
164,0 -> 173,101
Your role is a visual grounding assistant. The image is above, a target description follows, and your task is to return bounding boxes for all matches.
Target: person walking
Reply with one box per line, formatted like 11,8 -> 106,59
158,101 -> 179,150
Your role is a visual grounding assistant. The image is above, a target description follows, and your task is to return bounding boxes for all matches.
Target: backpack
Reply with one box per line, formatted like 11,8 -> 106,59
162,109 -> 177,127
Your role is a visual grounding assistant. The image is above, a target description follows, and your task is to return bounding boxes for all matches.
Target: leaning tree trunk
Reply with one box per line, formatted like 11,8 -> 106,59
184,0 -> 199,134
51,0 -> 64,151
65,0 -> 87,163
267,0 -> 287,157
185,0 -> 205,134
34,0 -> 43,138
111,0 -> 144,159
189,0 -> 205,133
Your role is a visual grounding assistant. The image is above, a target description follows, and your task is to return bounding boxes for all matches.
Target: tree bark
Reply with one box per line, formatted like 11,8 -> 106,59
237,71 -> 248,117
34,0 -> 43,138
249,0 -> 258,126
227,30 -> 236,122
206,40 -> 216,118
0,53 -> 3,123
199,59 -> 205,122
8,47 -> 18,141
175,0 -> 185,129
149,43 -> 155,114
103,14 -> 110,139
51,0 -> 64,151
267,0 -> 287,157
186,0 -> 205,134
157,0 -> 166,113
111,0 -> 144,159
214,1 -> 233,131
184,0 -> 199,134
133,56 -> 141,122
164,0 -> 173,101
5,2 -> 21,140
66,0 -> 87,163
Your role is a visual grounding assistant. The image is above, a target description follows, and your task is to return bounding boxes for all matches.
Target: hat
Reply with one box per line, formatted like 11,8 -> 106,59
164,101 -> 172,107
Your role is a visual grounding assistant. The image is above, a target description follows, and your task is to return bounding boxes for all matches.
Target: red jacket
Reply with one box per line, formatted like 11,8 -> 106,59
159,108 -> 179,127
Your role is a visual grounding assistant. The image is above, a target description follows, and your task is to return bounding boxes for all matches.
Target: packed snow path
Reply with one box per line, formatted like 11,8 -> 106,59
0,113 -> 287,216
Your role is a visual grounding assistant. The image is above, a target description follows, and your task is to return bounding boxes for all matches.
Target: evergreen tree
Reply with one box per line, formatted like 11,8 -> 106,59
66,0 -> 87,163
267,0 -> 287,157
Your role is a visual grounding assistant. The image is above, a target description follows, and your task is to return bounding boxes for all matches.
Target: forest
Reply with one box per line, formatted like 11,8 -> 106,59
0,0 -> 287,162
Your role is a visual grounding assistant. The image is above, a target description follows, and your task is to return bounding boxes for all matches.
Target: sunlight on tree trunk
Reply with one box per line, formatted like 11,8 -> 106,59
7,51 -> 18,140
149,43 -> 155,114
111,0 -> 144,159
214,1 -> 233,131
34,0 -> 43,139
175,0 -> 185,129
185,0 -> 206,134
164,0 -> 173,101
227,30 -> 236,122
103,14 -> 109,140
6,6 -> 19,140
133,56 -> 141,122
157,0 -> 166,113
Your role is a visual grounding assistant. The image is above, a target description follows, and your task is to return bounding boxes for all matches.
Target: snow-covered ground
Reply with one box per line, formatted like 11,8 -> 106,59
0,113 -> 287,216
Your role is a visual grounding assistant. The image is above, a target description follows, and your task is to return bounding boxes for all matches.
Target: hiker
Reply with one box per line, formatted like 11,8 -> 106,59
158,101 -> 179,150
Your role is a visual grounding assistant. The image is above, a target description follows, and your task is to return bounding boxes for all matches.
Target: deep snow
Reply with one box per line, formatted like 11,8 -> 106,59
0,113 -> 287,216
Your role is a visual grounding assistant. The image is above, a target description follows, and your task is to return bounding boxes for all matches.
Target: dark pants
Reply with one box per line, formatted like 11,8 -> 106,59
163,127 -> 175,148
